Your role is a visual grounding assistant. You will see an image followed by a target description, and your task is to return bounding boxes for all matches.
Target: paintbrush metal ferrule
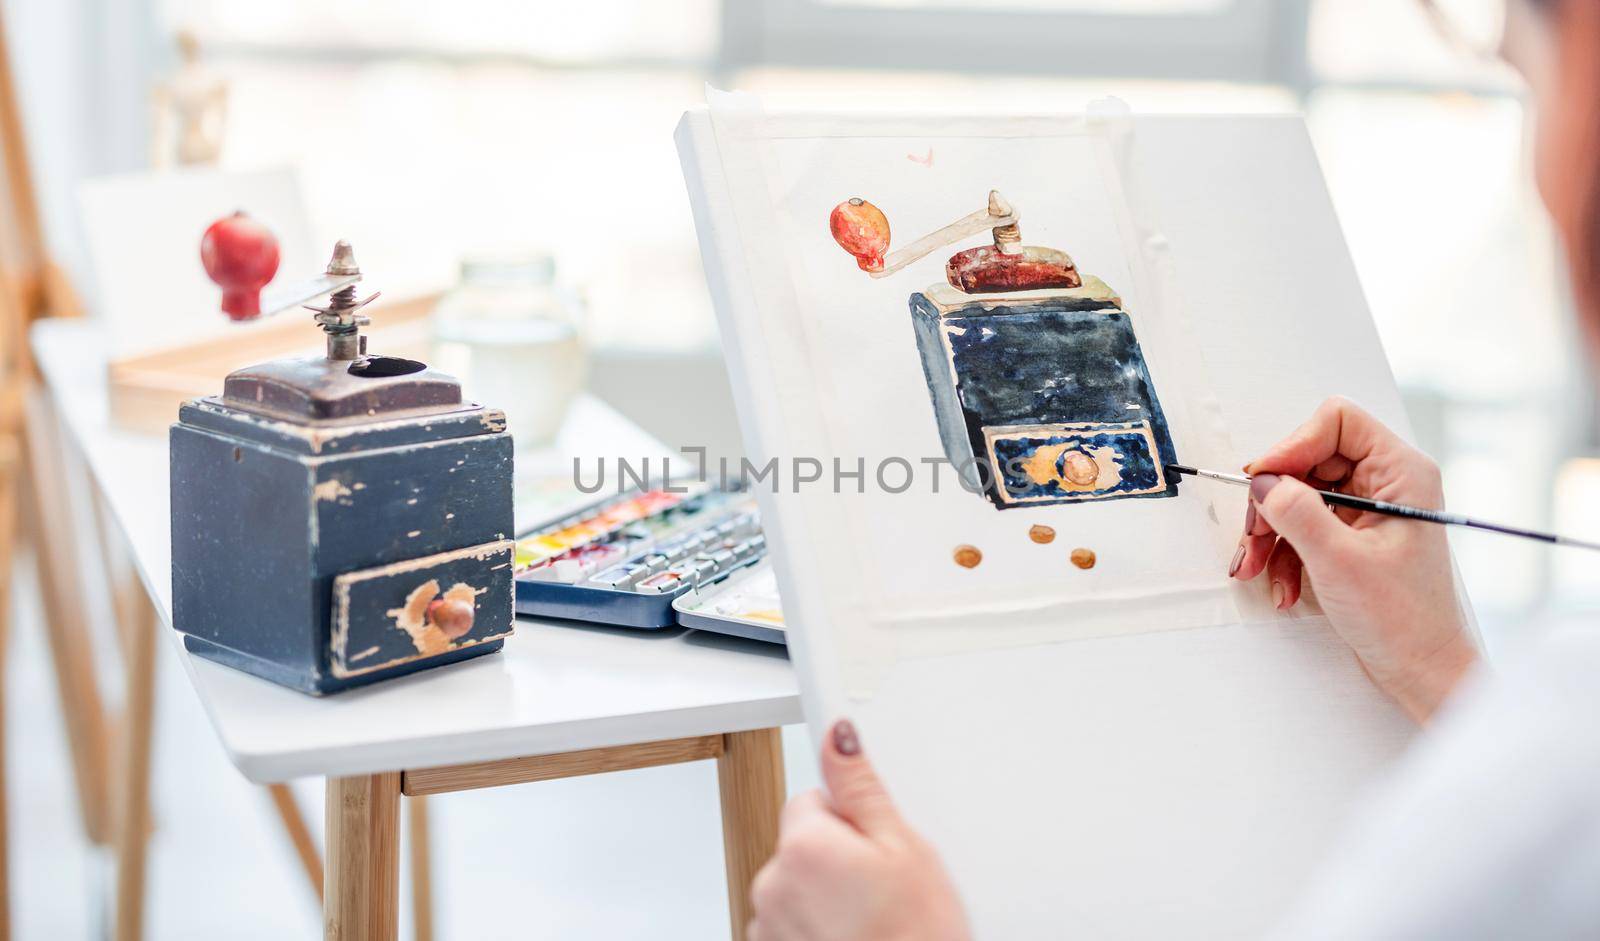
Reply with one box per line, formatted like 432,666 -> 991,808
1166,464 -> 1249,487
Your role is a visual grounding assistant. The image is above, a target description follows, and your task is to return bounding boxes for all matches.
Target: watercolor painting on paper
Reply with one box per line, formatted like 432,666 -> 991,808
829,189 -> 1179,510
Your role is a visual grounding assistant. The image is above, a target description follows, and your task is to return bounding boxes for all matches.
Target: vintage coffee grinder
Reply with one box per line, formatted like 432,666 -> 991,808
170,241 -> 516,694
830,191 -> 1179,509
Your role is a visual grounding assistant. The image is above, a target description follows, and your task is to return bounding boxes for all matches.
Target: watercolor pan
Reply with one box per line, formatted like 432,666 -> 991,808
672,560 -> 787,645
513,482 -> 767,629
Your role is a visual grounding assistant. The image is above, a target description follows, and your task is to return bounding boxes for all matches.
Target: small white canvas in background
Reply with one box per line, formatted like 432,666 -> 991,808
77,166 -> 318,358
679,104 -> 1447,938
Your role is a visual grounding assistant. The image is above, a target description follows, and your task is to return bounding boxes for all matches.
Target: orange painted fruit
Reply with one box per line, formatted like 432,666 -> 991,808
830,198 -> 891,272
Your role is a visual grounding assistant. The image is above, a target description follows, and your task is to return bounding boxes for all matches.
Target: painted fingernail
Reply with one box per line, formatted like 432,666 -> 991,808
1272,581 -> 1287,609
832,719 -> 861,757
1229,544 -> 1245,577
1250,473 -> 1281,503
1244,503 -> 1257,534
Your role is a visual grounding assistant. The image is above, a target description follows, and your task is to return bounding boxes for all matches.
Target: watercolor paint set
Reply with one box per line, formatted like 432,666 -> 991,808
513,483 -> 769,629
672,561 -> 786,644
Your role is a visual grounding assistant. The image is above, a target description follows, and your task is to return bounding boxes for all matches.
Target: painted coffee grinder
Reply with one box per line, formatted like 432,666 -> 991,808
830,191 -> 1179,509
170,239 -> 516,694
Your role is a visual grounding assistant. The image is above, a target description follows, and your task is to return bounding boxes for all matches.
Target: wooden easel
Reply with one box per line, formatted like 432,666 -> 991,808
0,14 -> 433,940
0,7 -> 152,938
0,12 -> 320,941
0,7 -> 86,939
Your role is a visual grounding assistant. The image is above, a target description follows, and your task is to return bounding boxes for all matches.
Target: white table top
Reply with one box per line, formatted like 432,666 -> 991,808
34,319 -> 800,783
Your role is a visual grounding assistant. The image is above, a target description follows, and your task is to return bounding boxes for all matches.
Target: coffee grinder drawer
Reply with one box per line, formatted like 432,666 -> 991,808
330,539 -> 516,680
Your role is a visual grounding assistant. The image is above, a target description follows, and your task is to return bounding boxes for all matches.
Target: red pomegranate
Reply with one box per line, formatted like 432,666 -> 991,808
201,210 -> 280,321
829,197 -> 891,272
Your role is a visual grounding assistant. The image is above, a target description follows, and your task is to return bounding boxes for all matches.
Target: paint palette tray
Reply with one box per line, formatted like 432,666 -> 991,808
513,483 -> 767,628
673,560 -> 786,645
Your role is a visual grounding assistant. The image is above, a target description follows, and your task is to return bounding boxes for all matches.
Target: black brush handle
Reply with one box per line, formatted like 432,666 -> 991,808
1319,490 -> 1562,545
1168,463 -> 1600,551
1317,490 -> 1458,524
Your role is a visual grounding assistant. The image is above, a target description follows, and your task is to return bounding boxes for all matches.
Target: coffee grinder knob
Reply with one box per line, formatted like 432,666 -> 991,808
201,211 -> 281,320
426,597 -> 475,639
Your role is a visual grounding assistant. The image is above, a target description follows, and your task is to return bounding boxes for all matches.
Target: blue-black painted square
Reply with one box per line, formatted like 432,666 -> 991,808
910,293 -> 1179,509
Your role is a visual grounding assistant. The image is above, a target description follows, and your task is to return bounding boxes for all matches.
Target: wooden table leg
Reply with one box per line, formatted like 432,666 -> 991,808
406,796 -> 434,941
112,593 -> 157,941
267,783 -> 324,903
326,773 -> 401,941
716,728 -> 785,941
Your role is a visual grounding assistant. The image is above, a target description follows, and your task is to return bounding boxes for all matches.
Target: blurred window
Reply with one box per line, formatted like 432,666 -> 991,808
723,0 -> 1304,85
818,1 -> 1229,10
1308,0 -> 1519,88
163,0 -> 717,62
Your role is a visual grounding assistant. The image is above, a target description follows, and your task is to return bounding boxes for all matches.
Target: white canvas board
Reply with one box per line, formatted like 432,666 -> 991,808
679,106 -> 1439,938
77,165 -> 318,357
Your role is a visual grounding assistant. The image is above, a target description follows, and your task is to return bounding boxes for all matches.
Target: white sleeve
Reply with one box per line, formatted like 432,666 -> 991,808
1271,628 -> 1600,940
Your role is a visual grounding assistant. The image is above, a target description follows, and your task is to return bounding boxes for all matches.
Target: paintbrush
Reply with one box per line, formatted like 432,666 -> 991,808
1166,463 -> 1600,553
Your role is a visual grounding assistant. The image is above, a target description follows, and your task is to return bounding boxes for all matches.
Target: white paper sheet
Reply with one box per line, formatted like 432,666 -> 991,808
704,92 -> 1261,695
